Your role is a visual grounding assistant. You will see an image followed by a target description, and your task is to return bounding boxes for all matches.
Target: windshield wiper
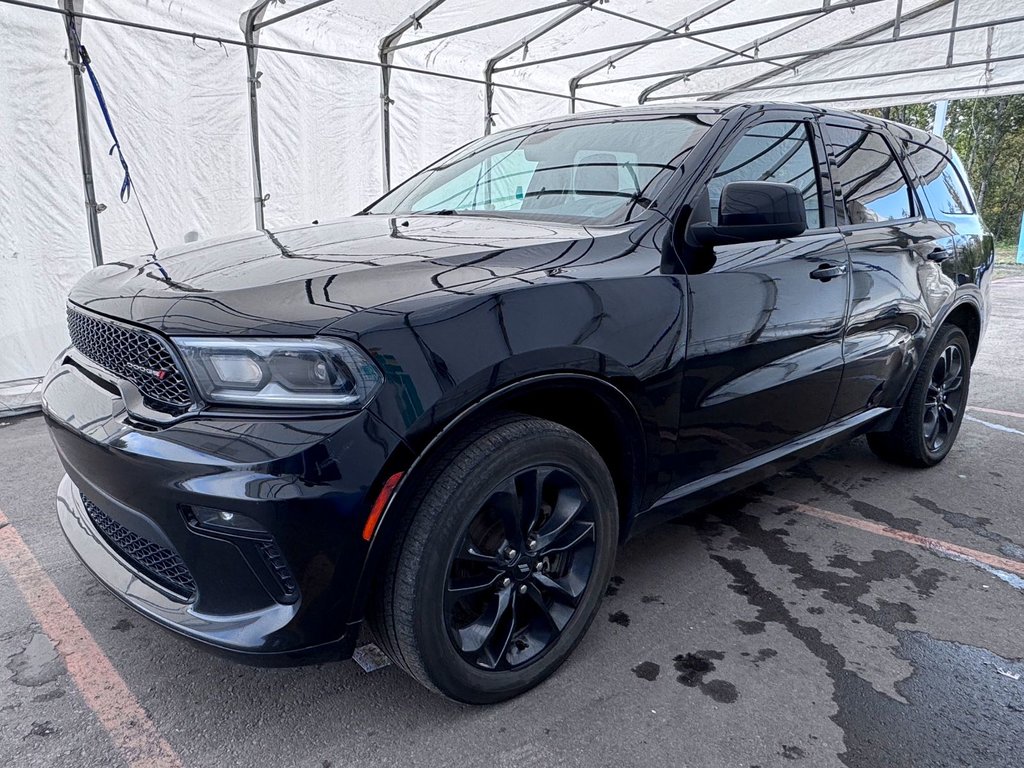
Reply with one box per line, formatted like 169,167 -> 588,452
417,209 -> 459,215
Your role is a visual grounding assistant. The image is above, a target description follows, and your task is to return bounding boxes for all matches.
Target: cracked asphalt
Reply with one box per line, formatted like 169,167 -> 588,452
2,278 -> 1024,768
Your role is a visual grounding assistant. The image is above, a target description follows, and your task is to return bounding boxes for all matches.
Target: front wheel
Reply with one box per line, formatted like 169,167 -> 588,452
868,325 -> 971,467
371,415 -> 618,703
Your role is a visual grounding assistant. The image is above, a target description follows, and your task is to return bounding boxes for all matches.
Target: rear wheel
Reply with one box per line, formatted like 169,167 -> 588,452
868,325 -> 971,467
371,415 -> 618,703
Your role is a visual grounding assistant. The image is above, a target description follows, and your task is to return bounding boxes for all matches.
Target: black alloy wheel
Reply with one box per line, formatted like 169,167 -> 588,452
922,343 -> 965,453
868,325 -> 972,467
444,466 -> 597,671
371,415 -> 618,703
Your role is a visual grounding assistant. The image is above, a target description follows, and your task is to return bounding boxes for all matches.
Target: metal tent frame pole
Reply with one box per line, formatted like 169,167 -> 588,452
636,12 -> 828,104
570,0 -> 739,111
19,0 -> 1023,269
649,52 -> 1024,102
802,76 -> 1024,105
589,1 -> 793,78
62,0 -> 103,266
689,0 -> 952,102
484,0 -> 598,133
241,1 -> 273,231
644,5 -> 1020,103
378,0 -> 448,192
493,0 -> 889,74
566,2 -> 1018,101
384,1 -> 593,55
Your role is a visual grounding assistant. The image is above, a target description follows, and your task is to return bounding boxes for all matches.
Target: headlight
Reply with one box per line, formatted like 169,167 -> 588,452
174,337 -> 383,409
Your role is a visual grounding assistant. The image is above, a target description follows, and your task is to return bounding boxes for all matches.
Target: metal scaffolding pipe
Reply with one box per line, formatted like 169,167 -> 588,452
62,0 -> 103,266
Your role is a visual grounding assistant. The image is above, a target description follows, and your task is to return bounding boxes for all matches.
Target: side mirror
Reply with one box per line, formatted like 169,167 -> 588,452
686,181 -> 807,248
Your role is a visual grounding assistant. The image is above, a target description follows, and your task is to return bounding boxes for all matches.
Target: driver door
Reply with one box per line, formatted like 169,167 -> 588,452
674,115 -> 851,486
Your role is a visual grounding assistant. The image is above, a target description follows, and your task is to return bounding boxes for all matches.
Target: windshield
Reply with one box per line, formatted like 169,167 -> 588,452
365,114 -> 717,225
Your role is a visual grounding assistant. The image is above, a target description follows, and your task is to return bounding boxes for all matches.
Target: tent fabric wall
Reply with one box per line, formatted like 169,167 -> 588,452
0,2 -> 89,410
2,0 -> 1023,413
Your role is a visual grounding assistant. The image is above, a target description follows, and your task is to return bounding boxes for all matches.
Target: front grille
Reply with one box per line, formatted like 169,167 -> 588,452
66,306 -> 193,413
81,494 -> 197,600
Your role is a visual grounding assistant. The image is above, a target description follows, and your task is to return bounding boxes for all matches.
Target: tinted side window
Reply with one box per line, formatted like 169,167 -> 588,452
905,143 -> 975,216
709,121 -> 822,229
826,126 -> 914,224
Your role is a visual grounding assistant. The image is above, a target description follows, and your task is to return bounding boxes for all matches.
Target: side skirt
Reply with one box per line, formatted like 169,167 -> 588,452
628,407 -> 890,537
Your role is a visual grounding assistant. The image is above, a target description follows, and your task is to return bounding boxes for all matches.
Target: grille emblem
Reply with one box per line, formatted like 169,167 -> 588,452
125,361 -> 169,380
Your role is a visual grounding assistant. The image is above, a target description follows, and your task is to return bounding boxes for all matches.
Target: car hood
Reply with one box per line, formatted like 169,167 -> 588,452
70,215 -> 605,336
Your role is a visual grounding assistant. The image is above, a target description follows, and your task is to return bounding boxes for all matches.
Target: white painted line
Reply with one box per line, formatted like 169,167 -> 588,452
965,415 -> 1024,436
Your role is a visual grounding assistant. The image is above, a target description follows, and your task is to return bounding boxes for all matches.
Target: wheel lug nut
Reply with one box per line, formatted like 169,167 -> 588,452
507,549 -> 517,559
534,562 -> 543,571
518,584 -> 527,594
502,577 -> 511,587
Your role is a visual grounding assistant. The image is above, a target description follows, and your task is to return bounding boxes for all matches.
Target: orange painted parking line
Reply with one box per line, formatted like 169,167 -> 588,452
780,499 -> 1024,578
0,508 -> 183,768
968,405 -> 1024,421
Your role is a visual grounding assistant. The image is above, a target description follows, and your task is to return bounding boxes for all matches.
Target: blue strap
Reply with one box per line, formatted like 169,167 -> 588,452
69,17 -> 133,203
68,16 -> 158,251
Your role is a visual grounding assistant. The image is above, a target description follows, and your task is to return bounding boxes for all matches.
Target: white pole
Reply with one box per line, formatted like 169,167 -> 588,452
933,100 -> 949,136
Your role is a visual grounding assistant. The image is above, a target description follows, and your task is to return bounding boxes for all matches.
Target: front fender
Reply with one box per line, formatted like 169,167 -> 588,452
334,277 -> 689,446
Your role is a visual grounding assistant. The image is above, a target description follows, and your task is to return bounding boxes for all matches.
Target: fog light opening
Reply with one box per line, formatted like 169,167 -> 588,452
189,505 -> 267,536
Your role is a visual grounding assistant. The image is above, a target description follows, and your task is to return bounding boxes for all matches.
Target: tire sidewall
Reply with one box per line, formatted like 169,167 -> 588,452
408,424 -> 618,704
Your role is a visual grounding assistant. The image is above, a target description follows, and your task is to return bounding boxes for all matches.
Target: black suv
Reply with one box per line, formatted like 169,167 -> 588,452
43,102 -> 991,703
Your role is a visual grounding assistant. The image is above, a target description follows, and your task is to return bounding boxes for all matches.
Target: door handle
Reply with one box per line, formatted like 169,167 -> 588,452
809,263 -> 847,282
927,246 -> 954,263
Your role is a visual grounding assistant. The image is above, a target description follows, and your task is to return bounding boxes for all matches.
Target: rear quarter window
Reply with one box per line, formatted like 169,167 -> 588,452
904,142 -> 976,216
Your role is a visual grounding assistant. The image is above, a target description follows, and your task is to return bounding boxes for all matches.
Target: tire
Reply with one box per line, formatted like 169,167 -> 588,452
370,414 -> 618,703
867,325 -> 971,467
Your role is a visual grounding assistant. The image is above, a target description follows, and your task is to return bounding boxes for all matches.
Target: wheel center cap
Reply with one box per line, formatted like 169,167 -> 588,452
509,556 -> 533,582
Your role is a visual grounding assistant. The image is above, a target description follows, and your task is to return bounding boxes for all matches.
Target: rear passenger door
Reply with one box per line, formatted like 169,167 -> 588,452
821,117 -> 958,420
677,113 -> 850,484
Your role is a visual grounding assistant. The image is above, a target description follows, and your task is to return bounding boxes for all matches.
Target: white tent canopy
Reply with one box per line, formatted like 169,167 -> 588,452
2,0 -> 1022,412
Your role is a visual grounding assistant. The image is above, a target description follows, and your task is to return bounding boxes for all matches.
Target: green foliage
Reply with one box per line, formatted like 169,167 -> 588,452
863,95 -> 1024,247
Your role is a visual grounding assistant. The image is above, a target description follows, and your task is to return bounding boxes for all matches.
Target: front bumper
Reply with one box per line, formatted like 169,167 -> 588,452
43,353 -> 407,663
